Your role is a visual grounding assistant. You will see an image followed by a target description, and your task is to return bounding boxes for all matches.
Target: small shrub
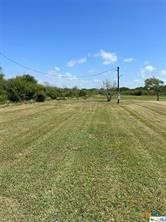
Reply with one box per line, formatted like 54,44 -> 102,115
0,94 -> 7,104
34,91 -> 46,102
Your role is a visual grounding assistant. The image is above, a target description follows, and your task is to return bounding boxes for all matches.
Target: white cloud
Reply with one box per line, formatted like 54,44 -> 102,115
124,58 -> 133,63
160,69 -> 166,77
65,72 -> 78,81
46,67 -> 61,78
95,50 -> 117,65
138,64 -> 156,80
144,65 -> 156,72
159,69 -> 166,84
54,66 -> 60,71
67,57 -> 87,67
135,64 -> 165,87
45,65 -> 80,82
67,60 -> 75,67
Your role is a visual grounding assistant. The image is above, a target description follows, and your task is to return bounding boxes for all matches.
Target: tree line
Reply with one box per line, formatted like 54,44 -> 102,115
102,78 -> 165,101
0,67 -> 91,103
0,67 -> 165,104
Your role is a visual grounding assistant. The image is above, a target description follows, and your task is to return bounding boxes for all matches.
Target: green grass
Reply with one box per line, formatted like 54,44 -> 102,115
0,98 -> 166,221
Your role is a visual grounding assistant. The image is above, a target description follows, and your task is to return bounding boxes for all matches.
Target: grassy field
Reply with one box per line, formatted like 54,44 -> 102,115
0,98 -> 166,221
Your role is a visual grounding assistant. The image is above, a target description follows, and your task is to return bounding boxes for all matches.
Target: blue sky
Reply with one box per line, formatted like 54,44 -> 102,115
0,0 -> 165,88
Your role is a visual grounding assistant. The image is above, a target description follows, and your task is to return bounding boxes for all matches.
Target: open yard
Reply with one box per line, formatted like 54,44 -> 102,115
0,98 -> 166,221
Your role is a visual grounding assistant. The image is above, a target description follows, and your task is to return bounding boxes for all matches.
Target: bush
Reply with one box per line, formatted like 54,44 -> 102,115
0,94 -> 7,104
45,86 -> 58,99
34,91 -> 46,102
133,90 -> 142,96
79,89 -> 87,97
5,76 -> 37,102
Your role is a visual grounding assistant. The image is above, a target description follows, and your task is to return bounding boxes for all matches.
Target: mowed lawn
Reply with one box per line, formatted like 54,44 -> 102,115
0,99 -> 166,222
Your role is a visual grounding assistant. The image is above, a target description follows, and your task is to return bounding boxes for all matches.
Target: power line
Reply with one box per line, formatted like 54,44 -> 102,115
0,51 -> 116,79
74,68 -> 116,78
0,51 -> 45,74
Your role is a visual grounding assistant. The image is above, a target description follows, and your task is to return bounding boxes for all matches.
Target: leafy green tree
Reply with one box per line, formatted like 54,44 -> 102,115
5,75 -> 38,102
22,74 -> 37,84
6,77 -> 26,102
145,77 -> 164,101
0,67 -> 4,93
0,67 -> 7,103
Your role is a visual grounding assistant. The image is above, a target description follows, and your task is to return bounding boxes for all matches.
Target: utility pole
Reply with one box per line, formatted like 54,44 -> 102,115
117,66 -> 120,104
